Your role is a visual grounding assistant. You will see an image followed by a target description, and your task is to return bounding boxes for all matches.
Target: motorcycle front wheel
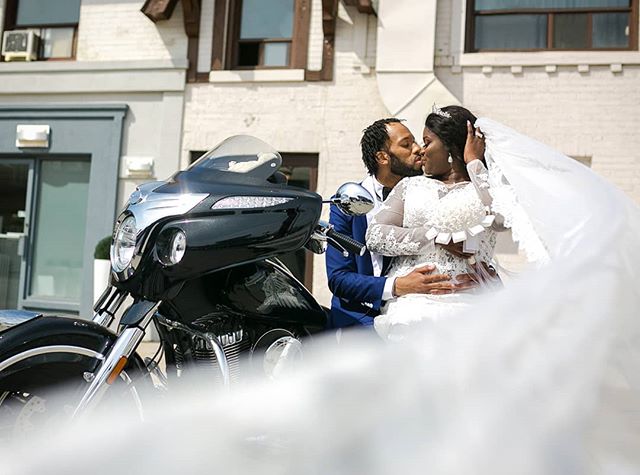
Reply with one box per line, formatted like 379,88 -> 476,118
0,345 -> 149,443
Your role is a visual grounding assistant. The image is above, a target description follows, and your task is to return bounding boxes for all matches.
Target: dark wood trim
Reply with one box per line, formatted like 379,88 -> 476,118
464,0 -> 475,52
211,0 -> 228,70
306,0 -> 338,81
141,0 -> 180,22
291,0 -> 311,69
3,0 -> 18,44
343,0 -> 375,15
195,72 -> 210,82
226,0 -> 242,69
547,12 -> 554,48
225,0 -> 309,70
631,0 -> 639,51
181,0 -> 201,83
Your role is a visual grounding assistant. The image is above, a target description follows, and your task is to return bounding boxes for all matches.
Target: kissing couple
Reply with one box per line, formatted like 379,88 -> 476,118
326,105 -> 559,341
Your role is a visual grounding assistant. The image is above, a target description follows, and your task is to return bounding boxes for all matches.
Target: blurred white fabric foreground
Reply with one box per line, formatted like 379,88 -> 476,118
3,121 -> 640,475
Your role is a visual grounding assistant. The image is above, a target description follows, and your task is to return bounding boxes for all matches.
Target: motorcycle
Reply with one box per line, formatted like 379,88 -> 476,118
0,135 -> 374,434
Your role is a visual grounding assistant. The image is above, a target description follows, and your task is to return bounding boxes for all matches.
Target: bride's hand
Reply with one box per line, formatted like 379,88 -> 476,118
464,120 -> 485,165
439,241 -> 475,259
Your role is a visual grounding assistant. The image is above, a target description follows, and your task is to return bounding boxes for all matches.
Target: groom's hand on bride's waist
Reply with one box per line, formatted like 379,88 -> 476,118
392,264 -> 478,297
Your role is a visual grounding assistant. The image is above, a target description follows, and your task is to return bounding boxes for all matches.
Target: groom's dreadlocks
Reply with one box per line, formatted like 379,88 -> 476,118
361,118 -> 403,176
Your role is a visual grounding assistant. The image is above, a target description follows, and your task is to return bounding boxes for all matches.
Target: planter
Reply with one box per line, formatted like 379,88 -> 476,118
93,259 -> 111,304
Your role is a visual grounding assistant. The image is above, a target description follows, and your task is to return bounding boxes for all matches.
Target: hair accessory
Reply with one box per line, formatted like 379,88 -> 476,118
432,104 -> 451,119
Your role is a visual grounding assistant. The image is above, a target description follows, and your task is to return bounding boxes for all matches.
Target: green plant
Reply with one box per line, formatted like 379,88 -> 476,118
94,236 -> 112,260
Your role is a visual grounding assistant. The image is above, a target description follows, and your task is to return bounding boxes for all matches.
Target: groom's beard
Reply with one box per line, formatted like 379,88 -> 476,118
389,152 -> 423,178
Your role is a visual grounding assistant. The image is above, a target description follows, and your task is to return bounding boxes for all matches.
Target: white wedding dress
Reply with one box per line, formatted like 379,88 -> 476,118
366,161 -> 507,340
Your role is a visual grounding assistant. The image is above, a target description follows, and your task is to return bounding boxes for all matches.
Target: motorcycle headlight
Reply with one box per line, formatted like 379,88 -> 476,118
111,215 -> 137,273
157,229 -> 187,266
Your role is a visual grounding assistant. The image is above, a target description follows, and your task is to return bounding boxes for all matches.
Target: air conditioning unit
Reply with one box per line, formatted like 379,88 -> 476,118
2,30 -> 40,61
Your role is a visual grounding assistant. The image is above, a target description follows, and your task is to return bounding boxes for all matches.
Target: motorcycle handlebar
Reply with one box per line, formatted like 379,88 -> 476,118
326,227 -> 367,257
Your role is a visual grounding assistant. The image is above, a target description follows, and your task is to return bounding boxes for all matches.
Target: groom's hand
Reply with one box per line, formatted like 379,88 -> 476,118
393,264 -> 456,296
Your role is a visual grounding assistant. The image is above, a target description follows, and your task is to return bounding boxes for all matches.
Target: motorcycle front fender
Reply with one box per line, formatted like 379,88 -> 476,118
0,314 -> 119,392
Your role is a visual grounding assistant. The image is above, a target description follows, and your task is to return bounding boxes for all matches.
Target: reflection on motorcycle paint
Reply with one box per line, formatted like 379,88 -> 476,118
256,273 -> 313,313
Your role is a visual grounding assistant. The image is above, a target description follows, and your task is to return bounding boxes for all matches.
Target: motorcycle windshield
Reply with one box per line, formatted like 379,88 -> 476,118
186,135 -> 282,182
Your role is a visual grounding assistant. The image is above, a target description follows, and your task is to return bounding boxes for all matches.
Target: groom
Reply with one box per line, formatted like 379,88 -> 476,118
326,118 -> 458,329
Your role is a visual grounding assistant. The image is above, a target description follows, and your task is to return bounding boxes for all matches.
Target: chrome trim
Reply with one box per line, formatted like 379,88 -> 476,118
330,182 -> 375,216
156,316 -> 230,387
111,186 -> 208,281
0,346 -> 105,374
92,289 -> 128,328
0,310 -> 41,333
72,302 -> 159,418
128,189 -> 208,236
120,369 -> 145,422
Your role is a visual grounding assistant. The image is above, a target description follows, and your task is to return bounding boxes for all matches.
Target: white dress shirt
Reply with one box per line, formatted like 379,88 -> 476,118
360,174 -> 396,300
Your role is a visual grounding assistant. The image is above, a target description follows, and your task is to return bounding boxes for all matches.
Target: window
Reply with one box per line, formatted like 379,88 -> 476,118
213,0 -> 311,70
3,0 -> 80,60
466,0 -> 638,51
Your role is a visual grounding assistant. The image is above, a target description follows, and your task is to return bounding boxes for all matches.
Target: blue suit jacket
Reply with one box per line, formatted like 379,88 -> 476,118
325,203 -> 386,328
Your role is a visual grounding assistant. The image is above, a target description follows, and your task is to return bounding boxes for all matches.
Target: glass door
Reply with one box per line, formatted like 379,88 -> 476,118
24,159 -> 90,311
0,160 -> 33,310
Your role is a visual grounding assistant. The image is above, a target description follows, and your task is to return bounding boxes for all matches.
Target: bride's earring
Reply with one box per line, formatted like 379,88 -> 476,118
447,154 -> 453,165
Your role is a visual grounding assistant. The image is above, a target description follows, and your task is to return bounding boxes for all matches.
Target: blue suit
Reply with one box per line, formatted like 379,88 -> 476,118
325,199 -> 386,328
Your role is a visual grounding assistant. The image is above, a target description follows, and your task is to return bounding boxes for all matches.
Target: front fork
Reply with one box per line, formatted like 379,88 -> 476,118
73,286 -> 230,418
72,289 -> 159,418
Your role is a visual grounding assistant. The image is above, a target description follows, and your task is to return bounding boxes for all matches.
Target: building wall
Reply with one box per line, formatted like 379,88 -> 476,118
183,4 -> 385,304
433,0 -> 640,203
76,0 -> 188,61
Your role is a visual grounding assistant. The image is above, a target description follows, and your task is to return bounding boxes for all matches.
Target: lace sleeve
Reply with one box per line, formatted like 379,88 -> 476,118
467,160 -> 507,231
365,179 -> 435,256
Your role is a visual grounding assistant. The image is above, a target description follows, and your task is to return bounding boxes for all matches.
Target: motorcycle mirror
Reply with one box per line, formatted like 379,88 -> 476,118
328,183 -> 375,216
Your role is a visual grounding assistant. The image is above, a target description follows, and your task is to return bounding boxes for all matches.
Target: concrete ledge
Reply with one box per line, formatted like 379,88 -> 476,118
209,69 -> 305,83
456,51 -> 640,67
0,60 -> 188,94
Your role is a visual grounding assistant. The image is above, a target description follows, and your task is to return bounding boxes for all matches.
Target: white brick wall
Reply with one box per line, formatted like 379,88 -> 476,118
77,0 -> 188,61
307,0 -> 324,71
433,0 -> 640,204
183,7 -> 388,304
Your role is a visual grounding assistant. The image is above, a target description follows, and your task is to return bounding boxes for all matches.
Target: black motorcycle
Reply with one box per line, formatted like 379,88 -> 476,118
0,135 -> 373,431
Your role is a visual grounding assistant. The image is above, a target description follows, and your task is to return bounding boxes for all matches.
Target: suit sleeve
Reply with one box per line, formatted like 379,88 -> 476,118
325,204 -> 386,306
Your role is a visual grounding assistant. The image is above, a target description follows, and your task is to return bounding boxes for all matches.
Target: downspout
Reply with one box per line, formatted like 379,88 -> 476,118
375,0 -> 459,137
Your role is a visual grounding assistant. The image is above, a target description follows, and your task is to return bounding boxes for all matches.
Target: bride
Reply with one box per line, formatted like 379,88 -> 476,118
366,105 -> 539,340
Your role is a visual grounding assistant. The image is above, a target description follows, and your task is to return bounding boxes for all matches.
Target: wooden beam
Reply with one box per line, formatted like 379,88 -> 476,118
181,0 -> 202,82
342,0 -> 375,15
141,0 -> 180,22
306,0 -> 338,81
211,0 -> 228,70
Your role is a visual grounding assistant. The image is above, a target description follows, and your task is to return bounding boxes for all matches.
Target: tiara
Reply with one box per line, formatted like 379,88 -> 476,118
432,104 -> 451,119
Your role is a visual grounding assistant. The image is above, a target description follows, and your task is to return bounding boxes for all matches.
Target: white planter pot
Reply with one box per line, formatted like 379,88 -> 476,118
93,259 -> 111,304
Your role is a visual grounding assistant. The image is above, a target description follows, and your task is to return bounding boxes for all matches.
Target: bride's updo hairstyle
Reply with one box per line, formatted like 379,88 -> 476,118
425,105 -> 483,165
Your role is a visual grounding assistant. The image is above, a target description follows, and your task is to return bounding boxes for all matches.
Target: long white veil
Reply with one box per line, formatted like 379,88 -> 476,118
3,120 -> 640,474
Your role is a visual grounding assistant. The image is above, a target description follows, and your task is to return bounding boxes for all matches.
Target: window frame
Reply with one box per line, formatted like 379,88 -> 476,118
214,0 -> 311,71
2,0 -> 79,61
465,0 -> 639,52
